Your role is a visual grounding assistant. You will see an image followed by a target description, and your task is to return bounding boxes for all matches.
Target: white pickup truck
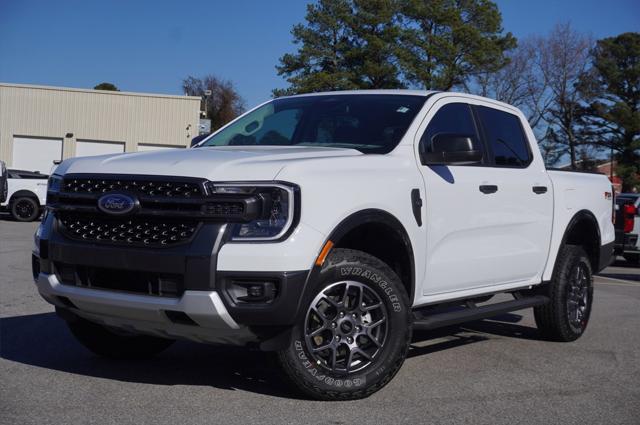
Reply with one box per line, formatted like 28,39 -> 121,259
33,91 -> 615,400
0,164 -> 48,221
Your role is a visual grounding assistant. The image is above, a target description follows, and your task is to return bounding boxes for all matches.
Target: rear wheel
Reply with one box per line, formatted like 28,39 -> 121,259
277,248 -> 412,400
67,316 -> 175,359
534,245 -> 593,341
10,196 -> 39,222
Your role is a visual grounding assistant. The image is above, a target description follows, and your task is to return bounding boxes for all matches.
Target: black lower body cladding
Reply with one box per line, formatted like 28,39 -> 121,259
598,241 -> 614,271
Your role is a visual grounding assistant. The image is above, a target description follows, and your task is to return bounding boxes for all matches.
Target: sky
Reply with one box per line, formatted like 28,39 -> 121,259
0,0 -> 638,107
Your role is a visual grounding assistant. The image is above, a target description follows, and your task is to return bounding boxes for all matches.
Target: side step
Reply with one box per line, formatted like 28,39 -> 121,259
412,295 -> 549,331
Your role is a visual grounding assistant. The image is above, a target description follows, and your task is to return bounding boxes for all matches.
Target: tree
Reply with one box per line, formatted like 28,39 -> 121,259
397,0 -> 516,91
274,0 -> 402,96
537,23 -> 593,169
182,75 -> 245,131
275,0 -> 514,95
347,0 -> 405,90
472,37 -> 552,131
93,82 -> 119,91
579,32 -> 640,191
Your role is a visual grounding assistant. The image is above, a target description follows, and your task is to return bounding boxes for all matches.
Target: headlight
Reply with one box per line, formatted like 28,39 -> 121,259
46,175 -> 63,204
205,182 -> 297,241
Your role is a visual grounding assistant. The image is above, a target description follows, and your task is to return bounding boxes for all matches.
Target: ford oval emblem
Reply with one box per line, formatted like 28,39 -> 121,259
97,193 -> 138,215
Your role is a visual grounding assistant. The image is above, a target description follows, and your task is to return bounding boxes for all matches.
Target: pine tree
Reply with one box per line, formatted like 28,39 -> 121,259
275,0 -> 515,95
579,32 -> 640,191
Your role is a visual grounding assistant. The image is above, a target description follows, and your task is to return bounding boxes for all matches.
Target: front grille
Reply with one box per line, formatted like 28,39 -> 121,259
63,177 -> 203,198
58,213 -> 198,247
55,262 -> 184,297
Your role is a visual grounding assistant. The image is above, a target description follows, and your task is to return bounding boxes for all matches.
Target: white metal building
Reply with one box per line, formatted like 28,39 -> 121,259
0,83 -> 201,173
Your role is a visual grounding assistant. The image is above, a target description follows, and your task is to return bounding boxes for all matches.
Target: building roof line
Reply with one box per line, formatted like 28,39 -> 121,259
0,82 -> 201,101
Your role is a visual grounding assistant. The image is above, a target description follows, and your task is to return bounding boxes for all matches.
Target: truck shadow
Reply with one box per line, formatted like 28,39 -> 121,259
0,212 -> 42,222
597,258 -> 640,280
1,311 -> 539,398
408,313 -> 540,358
0,312 -> 299,398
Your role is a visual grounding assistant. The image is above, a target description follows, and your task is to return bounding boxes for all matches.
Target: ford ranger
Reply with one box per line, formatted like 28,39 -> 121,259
32,91 -> 615,400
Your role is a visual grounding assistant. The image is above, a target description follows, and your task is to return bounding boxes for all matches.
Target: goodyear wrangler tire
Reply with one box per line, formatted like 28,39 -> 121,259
277,248 -> 412,400
67,316 -> 175,359
534,245 -> 593,342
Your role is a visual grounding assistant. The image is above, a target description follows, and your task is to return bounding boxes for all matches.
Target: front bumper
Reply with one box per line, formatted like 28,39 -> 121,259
33,210 -> 323,347
36,271 -> 256,345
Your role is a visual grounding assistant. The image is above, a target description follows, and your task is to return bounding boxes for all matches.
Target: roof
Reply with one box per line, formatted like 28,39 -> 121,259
282,89 -> 437,99
278,89 -> 521,113
0,82 -> 201,101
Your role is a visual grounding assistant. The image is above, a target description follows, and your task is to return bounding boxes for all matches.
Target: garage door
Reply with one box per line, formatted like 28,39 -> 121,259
12,136 -> 63,174
76,140 -> 125,157
137,144 -> 184,152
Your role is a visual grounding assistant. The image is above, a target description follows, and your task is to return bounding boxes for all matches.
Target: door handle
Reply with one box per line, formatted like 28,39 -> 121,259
532,186 -> 548,194
479,185 -> 498,194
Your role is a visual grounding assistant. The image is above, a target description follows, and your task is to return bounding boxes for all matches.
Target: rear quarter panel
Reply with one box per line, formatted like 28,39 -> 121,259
543,170 -> 615,280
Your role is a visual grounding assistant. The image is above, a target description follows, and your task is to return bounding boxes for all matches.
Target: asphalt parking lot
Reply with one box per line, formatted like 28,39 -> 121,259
1,219 -> 639,425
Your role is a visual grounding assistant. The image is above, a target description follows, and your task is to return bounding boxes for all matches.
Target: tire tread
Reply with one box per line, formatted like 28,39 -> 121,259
534,245 -> 592,342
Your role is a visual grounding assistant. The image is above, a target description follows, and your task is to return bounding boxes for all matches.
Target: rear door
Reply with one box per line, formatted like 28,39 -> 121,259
415,97 -> 552,296
472,103 -> 553,284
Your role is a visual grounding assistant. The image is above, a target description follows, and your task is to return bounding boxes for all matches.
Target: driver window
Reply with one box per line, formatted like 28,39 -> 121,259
421,103 -> 478,154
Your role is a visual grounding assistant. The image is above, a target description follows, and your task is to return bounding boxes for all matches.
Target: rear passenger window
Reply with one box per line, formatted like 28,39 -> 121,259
421,103 -> 478,152
476,106 -> 531,167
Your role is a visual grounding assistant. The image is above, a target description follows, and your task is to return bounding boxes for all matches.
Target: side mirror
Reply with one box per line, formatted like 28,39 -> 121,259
420,133 -> 483,166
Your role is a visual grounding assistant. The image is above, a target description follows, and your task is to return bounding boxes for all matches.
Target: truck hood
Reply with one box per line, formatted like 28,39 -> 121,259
55,146 -> 362,181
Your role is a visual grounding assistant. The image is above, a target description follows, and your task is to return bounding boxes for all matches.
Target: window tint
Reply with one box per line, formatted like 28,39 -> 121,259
421,103 -> 478,152
476,106 -> 531,167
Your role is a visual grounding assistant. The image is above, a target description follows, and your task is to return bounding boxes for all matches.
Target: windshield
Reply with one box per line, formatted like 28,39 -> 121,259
198,94 -> 427,154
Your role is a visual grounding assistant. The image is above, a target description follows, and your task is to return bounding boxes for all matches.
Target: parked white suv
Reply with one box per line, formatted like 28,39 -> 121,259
33,91 -> 615,400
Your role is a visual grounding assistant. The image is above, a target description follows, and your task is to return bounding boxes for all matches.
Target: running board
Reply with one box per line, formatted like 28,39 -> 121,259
412,295 -> 549,331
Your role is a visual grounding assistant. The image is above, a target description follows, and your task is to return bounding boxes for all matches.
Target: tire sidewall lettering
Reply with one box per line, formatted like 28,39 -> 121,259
340,266 -> 402,312
294,340 -> 366,388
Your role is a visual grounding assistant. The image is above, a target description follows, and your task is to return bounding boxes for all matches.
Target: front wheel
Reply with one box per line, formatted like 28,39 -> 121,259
277,248 -> 412,400
534,245 -> 593,342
